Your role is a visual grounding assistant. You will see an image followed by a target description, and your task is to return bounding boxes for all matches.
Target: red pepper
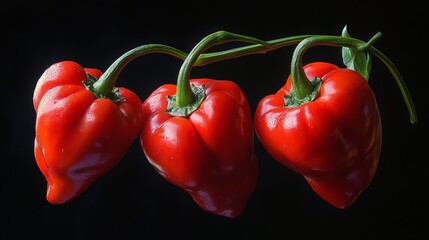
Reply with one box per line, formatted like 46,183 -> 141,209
33,60 -> 143,204
255,61 -> 381,208
139,31 -> 264,217
141,79 -> 258,217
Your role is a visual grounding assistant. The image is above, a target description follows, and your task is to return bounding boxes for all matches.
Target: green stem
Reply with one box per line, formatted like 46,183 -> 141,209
175,30 -> 269,107
90,35 -> 310,99
289,34 -> 417,124
291,34 -> 381,99
196,35 -> 312,66
369,48 -> 417,123
92,44 -> 187,98
88,34 -> 310,101
89,32 -> 416,124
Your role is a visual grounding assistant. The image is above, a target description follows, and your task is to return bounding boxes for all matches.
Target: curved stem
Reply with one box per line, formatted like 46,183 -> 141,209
196,35 -> 312,66
91,34 -> 313,98
175,30 -> 269,107
291,35 -> 380,99
369,48 -> 418,124
89,35 -> 311,100
289,34 -> 416,123
92,44 -> 187,97
89,33 -> 416,124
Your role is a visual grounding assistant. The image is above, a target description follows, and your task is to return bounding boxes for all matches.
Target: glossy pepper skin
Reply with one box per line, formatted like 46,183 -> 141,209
254,62 -> 382,208
33,61 -> 143,204
140,78 -> 259,218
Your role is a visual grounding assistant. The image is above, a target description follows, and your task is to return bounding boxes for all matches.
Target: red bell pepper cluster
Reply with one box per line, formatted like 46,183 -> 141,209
33,28 -> 416,217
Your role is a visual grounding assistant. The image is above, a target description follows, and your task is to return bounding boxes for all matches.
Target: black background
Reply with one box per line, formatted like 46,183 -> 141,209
2,1 -> 427,239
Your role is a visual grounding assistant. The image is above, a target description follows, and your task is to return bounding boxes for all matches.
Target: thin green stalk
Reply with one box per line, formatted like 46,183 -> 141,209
175,30 -> 269,107
287,34 -> 416,123
92,44 -> 187,97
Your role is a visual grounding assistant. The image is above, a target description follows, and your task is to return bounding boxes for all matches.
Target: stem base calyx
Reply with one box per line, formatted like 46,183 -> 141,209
83,74 -> 124,102
166,84 -> 206,117
284,77 -> 322,107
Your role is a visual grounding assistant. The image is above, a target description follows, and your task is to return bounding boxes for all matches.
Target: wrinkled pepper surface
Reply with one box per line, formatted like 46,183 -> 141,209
254,62 -> 382,208
140,79 -> 259,217
33,61 -> 143,204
